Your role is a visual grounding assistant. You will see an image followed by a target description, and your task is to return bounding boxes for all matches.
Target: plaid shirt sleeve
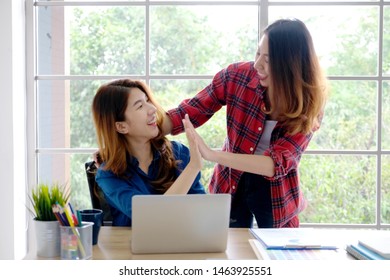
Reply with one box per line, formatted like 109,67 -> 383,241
265,130 -> 313,180
167,68 -> 227,135
262,129 -> 312,227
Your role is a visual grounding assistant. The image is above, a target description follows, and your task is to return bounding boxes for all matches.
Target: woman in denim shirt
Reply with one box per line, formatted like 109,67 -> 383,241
92,79 -> 205,226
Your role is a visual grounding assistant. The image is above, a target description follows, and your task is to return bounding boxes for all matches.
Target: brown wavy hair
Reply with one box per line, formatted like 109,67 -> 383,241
92,79 -> 178,193
264,18 -> 328,135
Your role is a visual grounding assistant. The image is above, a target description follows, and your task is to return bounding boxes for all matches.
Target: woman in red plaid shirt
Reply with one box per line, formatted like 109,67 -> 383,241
163,18 -> 328,228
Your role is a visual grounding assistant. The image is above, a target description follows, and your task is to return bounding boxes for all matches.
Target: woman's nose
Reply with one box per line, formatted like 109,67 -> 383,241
148,103 -> 157,113
254,57 -> 263,70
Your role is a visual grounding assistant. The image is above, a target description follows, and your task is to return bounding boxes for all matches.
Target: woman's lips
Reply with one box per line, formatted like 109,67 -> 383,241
258,72 -> 267,80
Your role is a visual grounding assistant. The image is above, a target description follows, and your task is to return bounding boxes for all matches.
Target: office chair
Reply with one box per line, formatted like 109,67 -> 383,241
85,161 -> 113,226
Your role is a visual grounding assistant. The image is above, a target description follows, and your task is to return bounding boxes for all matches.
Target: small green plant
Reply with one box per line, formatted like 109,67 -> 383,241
28,182 -> 70,221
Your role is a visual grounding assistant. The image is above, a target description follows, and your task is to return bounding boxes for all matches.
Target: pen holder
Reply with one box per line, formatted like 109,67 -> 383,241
60,221 -> 93,260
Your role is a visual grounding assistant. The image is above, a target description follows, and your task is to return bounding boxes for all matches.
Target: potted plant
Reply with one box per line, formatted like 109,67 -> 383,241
28,182 -> 70,258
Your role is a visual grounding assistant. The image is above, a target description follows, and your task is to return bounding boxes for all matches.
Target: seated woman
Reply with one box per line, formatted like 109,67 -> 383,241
92,79 -> 205,226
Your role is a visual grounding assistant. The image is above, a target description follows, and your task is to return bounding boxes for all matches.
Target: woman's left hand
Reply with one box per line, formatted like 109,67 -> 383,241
183,114 -> 203,171
182,114 -> 214,162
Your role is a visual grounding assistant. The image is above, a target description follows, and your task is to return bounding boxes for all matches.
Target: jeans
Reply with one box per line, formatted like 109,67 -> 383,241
229,172 -> 273,228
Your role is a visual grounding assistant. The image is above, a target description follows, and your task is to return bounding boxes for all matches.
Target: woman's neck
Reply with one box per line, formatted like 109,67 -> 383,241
263,90 -> 278,121
127,139 -> 153,174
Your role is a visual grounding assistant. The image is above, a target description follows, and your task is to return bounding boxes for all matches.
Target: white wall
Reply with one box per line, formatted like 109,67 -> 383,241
0,0 -> 27,260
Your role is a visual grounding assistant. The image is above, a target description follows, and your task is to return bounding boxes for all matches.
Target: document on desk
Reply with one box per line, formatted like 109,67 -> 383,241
249,228 -> 339,250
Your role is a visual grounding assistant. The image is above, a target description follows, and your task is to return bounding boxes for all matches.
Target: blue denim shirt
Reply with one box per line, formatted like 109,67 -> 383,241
95,141 -> 205,226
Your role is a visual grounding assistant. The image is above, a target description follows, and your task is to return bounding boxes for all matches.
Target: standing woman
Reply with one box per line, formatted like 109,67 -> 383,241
163,18 -> 328,228
92,79 -> 205,226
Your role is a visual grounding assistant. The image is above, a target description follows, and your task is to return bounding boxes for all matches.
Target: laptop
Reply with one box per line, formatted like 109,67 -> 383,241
131,194 -> 231,254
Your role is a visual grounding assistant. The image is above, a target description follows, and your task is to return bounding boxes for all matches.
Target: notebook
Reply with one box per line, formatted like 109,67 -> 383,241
249,228 -> 339,250
346,243 -> 386,260
131,194 -> 231,254
358,235 -> 390,259
249,239 -> 341,260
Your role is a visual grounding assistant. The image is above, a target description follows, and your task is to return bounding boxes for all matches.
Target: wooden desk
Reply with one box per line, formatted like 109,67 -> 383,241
26,227 -> 382,260
25,227 -> 257,260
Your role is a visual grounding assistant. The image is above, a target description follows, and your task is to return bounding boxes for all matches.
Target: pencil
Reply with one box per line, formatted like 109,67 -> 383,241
51,205 -> 64,226
76,210 -> 83,227
64,204 -> 86,258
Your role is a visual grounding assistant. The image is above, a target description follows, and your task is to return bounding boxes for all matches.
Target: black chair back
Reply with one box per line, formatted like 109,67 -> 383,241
85,161 -> 113,226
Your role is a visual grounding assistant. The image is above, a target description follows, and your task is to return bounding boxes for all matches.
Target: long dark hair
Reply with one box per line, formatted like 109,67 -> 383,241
264,18 -> 327,134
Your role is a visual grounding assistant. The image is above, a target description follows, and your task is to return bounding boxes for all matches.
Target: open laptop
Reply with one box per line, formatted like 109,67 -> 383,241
131,194 -> 231,254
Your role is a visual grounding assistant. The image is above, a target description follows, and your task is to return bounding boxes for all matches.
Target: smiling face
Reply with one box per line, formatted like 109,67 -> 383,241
115,87 -> 159,142
254,35 -> 271,89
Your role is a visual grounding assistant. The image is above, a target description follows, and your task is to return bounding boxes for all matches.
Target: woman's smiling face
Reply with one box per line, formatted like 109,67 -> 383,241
116,87 -> 159,141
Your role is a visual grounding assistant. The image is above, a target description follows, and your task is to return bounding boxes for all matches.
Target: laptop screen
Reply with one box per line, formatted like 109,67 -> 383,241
131,194 -> 231,254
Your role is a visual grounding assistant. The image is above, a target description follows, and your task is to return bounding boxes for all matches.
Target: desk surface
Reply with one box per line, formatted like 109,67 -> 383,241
95,227 -> 257,260
26,227 -> 377,260
26,227 -> 257,260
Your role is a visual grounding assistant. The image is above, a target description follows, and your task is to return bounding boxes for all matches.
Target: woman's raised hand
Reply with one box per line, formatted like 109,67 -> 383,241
182,114 -> 214,162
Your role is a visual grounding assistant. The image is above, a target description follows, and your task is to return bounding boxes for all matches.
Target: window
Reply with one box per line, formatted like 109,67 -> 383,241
28,0 -> 390,228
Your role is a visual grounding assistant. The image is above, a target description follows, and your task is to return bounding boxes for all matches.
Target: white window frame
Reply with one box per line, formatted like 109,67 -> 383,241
26,0 -> 390,231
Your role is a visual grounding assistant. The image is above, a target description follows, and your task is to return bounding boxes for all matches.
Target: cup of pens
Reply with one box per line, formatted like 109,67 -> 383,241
52,203 -> 93,260
60,222 -> 93,260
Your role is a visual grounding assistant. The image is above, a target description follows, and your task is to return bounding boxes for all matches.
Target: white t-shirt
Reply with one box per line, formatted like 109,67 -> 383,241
255,120 -> 277,155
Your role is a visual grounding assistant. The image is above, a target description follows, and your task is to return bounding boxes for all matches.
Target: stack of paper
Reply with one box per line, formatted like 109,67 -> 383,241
345,243 -> 386,260
346,234 -> 390,260
249,228 -> 341,260
249,239 -> 341,260
249,228 -> 339,250
358,236 -> 390,259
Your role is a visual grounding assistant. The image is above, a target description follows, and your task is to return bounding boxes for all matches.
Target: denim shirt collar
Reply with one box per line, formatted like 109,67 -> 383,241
127,148 -> 161,179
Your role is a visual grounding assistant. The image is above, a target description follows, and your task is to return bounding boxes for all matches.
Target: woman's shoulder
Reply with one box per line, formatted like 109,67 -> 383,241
223,61 -> 257,83
95,163 -> 115,179
170,140 -> 189,154
226,61 -> 255,72
169,140 -> 190,162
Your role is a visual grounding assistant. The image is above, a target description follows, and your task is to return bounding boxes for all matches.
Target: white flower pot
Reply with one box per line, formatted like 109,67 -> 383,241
34,219 -> 60,258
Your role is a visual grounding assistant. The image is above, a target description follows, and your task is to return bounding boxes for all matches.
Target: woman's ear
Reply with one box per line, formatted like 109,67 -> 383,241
115,121 -> 128,134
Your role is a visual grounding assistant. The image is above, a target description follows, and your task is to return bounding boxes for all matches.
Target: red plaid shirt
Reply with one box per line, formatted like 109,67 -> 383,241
168,61 -> 312,227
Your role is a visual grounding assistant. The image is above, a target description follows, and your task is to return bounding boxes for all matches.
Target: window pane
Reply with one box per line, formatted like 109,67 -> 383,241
309,80 -> 377,150
382,156 -> 390,224
37,6 -> 146,75
300,155 -> 376,224
151,79 -> 226,187
269,6 -> 379,76
38,153 -> 93,210
384,6 -> 390,76
150,79 -> 227,150
383,82 -> 390,150
37,79 -> 110,149
150,5 -> 258,75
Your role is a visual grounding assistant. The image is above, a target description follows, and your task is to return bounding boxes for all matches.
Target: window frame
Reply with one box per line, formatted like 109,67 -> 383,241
27,0 -> 390,229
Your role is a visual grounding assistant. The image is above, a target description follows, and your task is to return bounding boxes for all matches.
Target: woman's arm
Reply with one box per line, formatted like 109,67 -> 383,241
96,172 -> 141,220
161,112 -> 173,136
164,114 -> 203,195
184,116 -> 274,177
184,114 -> 313,180
205,151 -> 275,178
